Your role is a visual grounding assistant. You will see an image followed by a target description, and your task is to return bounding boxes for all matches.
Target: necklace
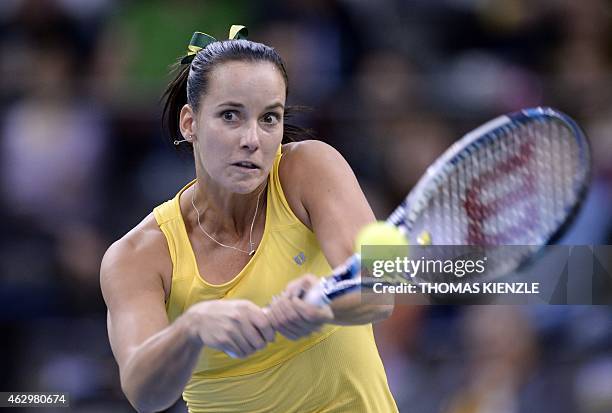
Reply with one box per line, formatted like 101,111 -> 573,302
191,181 -> 265,256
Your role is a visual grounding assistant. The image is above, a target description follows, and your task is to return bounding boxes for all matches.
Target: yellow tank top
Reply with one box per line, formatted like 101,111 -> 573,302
153,147 -> 398,413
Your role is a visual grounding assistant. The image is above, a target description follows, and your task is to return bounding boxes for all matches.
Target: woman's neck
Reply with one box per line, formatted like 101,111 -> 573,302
189,175 -> 267,239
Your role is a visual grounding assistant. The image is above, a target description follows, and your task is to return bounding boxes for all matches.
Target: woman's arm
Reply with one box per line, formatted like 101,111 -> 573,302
101,225 -> 202,412
101,218 -> 274,412
268,140 -> 393,333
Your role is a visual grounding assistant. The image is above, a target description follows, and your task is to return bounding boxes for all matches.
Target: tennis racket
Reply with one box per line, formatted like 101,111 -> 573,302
302,106 -> 591,306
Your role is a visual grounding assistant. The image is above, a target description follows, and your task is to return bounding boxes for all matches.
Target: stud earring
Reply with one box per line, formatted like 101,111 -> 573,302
174,135 -> 194,145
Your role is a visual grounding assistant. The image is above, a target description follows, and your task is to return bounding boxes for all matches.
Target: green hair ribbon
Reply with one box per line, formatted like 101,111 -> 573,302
180,25 -> 249,64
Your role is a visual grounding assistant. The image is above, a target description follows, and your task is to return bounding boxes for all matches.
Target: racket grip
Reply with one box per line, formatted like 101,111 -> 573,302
223,307 -> 272,359
225,293 -> 323,359
302,282 -> 330,307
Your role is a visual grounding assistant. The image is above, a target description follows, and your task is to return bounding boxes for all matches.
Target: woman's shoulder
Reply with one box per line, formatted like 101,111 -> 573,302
279,140 -> 352,229
280,139 -> 354,188
101,213 -> 173,298
281,139 -> 342,164
108,213 -> 167,255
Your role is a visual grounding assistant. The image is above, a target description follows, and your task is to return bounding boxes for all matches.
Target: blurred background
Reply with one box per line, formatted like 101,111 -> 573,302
1,0 -> 611,411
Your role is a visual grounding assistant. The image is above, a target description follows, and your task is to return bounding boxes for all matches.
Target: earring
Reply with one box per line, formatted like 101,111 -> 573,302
174,135 -> 193,145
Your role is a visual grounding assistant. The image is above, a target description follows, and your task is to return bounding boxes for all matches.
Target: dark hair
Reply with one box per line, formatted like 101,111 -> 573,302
162,39 -> 313,151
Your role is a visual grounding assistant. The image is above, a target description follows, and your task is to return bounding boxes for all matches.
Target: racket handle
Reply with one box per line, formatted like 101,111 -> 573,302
224,294 -> 322,359
225,308 -> 274,359
302,282 -> 330,307
225,254 -> 360,358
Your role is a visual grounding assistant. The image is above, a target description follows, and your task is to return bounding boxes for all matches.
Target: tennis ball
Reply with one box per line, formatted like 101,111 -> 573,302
354,221 -> 408,254
355,222 -> 409,280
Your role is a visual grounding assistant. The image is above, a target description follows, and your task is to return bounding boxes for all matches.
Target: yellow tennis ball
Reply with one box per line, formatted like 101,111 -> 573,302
354,221 -> 408,254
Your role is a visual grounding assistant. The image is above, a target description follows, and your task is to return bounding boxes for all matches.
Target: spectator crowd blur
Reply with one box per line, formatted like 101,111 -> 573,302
1,0 -> 611,412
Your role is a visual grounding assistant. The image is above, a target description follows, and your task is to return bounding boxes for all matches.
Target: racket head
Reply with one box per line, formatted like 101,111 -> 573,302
387,107 -> 591,278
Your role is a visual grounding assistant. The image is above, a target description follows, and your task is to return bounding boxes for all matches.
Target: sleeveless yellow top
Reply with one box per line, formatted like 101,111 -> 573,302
153,147 -> 398,413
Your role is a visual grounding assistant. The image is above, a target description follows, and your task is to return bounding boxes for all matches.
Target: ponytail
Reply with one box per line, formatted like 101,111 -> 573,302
162,62 -> 190,151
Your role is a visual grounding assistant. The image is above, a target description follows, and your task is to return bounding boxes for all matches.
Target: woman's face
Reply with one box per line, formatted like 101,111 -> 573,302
185,60 -> 286,194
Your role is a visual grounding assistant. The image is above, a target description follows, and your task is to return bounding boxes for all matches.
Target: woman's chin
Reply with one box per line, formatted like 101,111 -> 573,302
228,178 -> 265,195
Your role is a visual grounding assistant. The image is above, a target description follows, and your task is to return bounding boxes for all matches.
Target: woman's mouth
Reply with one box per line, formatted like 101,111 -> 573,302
232,161 -> 260,170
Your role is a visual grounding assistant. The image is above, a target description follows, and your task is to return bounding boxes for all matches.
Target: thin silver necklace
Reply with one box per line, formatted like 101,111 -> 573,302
191,181 -> 265,256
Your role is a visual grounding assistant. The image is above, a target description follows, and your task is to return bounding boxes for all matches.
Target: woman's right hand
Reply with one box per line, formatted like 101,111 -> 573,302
182,299 -> 276,358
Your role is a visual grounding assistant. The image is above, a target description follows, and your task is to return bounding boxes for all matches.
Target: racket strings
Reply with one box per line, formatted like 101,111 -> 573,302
537,119 -> 582,236
455,124 -> 536,245
410,117 -> 584,249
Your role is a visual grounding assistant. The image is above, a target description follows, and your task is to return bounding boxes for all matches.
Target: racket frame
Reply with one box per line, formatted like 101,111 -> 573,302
310,107 -> 592,305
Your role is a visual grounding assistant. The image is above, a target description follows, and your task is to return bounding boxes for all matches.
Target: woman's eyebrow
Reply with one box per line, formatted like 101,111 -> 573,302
216,101 -> 285,110
217,101 -> 244,108
265,102 -> 285,110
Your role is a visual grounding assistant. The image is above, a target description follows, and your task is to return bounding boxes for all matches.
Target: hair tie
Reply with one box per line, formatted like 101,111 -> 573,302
228,25 -> 248,40
180,25 -> 249,64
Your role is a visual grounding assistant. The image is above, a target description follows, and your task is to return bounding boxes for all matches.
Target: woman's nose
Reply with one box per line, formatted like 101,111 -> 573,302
240,121 -> 260,151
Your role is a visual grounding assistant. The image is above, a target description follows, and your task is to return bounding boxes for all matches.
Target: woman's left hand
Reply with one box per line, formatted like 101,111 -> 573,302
265,274 -> 334,340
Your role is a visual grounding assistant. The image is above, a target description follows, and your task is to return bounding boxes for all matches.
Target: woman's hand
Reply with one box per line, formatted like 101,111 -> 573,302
183,299 -> 276,358
265,274 -> 334,340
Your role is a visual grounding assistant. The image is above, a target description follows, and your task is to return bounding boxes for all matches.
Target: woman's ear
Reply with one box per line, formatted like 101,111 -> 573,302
179,104 -> 197,143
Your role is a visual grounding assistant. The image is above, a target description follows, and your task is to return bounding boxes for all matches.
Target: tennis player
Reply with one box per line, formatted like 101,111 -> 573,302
100,26 -> 397,413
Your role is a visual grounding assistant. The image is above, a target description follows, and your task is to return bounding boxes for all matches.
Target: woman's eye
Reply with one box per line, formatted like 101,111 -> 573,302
221,111 -> 237,121
262,113 -> 280,125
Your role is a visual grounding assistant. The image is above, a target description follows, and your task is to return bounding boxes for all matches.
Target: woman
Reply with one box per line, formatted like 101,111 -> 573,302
100,26 -> 398,413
